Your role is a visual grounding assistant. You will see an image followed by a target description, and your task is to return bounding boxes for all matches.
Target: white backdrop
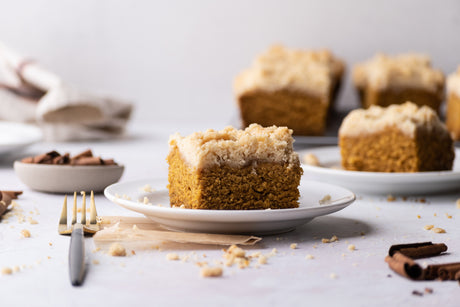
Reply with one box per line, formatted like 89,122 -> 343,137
0,0 -> 458,124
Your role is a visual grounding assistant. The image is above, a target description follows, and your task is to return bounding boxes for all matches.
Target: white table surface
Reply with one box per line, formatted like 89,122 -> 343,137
1,120 -> 460,307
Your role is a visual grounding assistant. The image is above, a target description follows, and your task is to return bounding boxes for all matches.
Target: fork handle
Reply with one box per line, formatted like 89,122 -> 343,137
69,223 -> 85,286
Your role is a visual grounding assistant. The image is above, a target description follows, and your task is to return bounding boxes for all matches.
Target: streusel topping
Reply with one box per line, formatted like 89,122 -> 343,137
339,102 -> 447,138
353,53 -> 444,93
234,45 -> 344,99
169,124 -> 300,170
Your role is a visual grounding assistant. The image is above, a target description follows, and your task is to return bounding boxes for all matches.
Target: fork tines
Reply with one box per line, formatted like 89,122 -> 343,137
59,191 -> 99,235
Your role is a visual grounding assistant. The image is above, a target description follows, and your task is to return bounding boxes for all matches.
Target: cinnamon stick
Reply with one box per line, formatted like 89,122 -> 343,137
71,156 -> 103,165
389,242 -> 447,259
424,262 -> 460,280
20,149 -> 117,166
0,190 -> 22,216
438,263 -> 460,280
72,149 -> 93,160
385,252 -> 423,280
455,270 -> 460,282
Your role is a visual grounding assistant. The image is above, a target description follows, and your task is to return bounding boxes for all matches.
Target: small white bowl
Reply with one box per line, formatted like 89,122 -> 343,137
14,161 -> 125,193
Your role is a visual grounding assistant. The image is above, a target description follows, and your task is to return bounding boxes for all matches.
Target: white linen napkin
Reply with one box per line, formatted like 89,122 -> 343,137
0,42 -> 133,141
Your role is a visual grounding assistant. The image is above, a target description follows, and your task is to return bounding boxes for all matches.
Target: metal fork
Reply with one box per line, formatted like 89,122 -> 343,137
58,191 -> 100,286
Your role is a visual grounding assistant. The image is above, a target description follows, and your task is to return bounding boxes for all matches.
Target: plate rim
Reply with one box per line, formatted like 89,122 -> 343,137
0,121 -> 42,147
104,178 -> 356,223
301,146 -> 460,181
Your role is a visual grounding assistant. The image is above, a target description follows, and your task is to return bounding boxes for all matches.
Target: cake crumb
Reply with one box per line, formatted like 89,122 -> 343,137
432,227 -> 446,233
12,266 -> 20,273
223,245 -> 249,267
322,238 -> 330,243
195,261 -> 208,267
330,235 -> 338,242
456,199 -> 460,209
92,259 -> 100,265
200,266 -> 223,278
27,217 -> 38,224
303,153 -> 320,166
267,248 -> 278,257
387,195 -> 396,202
290,243 -> 298,249
424,225 -> 434,230
143,197 -> 150,205
21,229 -> 31,238
446,213 -> 452,219
419,198 -> 426,203
141,184 -> 155,193
417,215 -> 421,219
329,273 -> 338,279
92,247 -> 101,253
305,254 -> 314,260
319,194 -> 332,205
1,267 -> 13,275
166,253 -> 180,261
348,244 -> 356,251
424,287 -> 433,294
258,255 -> 268,265
109,243 -> 126,256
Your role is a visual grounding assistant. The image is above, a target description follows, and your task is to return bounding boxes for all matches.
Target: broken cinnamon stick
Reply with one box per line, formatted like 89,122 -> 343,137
20,149 -> 117,166
389,242 -> 447,259
71,156 -> 103,165
72,149 -> 93,160
0,190 -> 22,216
439,264 -> 460,281
455,270 -> 460,283
385,252 -> 423,280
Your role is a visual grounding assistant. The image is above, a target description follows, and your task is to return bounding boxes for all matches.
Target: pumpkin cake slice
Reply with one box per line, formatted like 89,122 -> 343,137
167,124 -> 303,210
234,45 -> 345,136
339,102 -> 454,172
446,66 -> 460,140
352,53 -> 445,113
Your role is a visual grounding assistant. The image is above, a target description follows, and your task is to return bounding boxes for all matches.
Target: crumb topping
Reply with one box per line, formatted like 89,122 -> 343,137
169,124 -> 300,170
339,102 -> 448,138
353,53 -> 444,93
234,45 -> 344,99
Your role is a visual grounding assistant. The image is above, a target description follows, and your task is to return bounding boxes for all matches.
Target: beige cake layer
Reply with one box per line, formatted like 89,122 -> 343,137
339,102 -> 446,138
353,53 -> 444,93
168,124 -> 300,170
234,45 -> 344,100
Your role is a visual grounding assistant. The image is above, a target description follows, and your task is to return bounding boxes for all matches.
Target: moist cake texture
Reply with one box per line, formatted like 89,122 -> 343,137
234,45 -> 345,135
339,102 -> 454,172
167,124 -> 303,210
446,67 -> 460,140
352,53 -> 445,112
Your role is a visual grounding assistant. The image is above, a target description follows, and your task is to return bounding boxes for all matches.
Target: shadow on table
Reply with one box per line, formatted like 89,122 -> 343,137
283,215 -> 372,243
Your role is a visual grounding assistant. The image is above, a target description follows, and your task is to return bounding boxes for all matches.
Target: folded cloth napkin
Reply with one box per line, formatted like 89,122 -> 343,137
0,42 -> 133,141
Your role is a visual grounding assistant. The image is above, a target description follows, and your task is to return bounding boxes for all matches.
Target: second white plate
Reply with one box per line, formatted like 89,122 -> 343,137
300,146 -> 460,195
0,121 -> 42,158
104,178 -> 355,235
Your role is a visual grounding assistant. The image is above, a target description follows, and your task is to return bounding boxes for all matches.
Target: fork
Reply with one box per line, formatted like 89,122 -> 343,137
59,191 -> 100,286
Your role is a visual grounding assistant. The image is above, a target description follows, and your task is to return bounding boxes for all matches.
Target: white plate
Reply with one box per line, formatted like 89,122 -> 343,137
301,146 -> 460,195
0,121 -> 42,157
104,179 -> 355,235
